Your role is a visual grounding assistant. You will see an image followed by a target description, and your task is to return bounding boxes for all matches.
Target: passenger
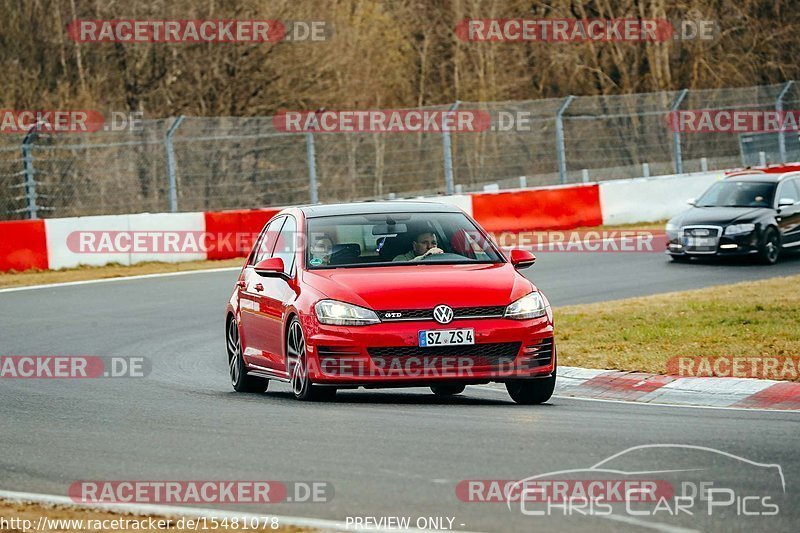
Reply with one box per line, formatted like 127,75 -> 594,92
309,234 -> 334,266
393,231 -> 444,261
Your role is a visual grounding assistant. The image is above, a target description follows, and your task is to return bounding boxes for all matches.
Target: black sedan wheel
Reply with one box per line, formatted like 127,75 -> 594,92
758,227 -> 781,265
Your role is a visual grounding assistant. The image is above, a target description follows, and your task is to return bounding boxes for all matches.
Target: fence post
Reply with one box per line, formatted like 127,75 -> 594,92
670,89 -> 689,174
165,115 -> 184,213
21,126 -> 39,220
442,101 -> 460,195
776,81 -> 794,163
556,95 -> 575,184
306,132 -> 319,204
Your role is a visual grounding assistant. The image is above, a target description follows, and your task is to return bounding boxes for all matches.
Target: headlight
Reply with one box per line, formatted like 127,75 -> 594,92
504,291 -> 547,320
665,222 -> 680,238
724,223 -> 756,236
315,300 -> 380,326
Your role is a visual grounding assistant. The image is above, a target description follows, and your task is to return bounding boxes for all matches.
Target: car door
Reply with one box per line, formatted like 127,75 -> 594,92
239,217 -> 285,368
775,178 -> 800,246
258,215 -> 300,369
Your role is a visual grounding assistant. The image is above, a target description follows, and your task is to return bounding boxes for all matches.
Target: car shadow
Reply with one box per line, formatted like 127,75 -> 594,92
261,388 -> 539,406
668,248 -> 800,267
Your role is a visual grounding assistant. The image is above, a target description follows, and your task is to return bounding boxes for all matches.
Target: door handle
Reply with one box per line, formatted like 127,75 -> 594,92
236,281 -> 246,289
254,283 -> 264,292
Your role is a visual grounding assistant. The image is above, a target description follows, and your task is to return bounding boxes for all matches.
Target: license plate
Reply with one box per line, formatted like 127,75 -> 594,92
419,329 -> 475,347
685,236 -> 715,247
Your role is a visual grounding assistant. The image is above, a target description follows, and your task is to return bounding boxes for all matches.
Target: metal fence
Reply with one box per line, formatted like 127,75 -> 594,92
2,81 -> 800,220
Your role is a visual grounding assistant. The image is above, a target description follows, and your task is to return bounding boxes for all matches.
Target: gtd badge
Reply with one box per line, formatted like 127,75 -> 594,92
384,312 -> 402,319
433,305 -> 454,324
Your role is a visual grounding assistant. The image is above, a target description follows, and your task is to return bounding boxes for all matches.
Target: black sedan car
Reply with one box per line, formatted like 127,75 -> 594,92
665,172 -> 800,264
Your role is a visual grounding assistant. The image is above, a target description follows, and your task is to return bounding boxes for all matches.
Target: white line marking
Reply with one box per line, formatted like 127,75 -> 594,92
0,489 -> 479,533
0,267 -> 241,294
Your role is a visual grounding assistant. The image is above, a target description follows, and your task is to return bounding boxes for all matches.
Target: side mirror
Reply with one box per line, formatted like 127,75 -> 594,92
687,198 -> 696,206
253,257 -> 286,277
509,248 -> 536,269
778,198 -> 795,208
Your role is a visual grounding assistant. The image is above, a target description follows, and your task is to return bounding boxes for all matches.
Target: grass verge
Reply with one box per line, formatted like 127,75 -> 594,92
556,274 -> 800,380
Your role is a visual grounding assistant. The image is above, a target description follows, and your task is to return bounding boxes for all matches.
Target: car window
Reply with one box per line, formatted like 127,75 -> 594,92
272,216 -> 297,275
777,179 -> 800,204
696,181 -> 776,208
250,217 -> 285,265
305,212 -> 503,269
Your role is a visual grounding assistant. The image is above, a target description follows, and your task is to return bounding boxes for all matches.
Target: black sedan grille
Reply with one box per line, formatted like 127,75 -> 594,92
682,226 -> 720,253
377,306 -> 506,322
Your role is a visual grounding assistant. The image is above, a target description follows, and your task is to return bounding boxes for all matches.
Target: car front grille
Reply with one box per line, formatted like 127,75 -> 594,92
377,306 -> 506,322
682,226 -> 721,254
521,337 -> 554,368
367,342 -> 521,368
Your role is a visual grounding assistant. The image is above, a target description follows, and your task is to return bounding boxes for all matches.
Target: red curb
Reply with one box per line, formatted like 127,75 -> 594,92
732,382 -> 800,409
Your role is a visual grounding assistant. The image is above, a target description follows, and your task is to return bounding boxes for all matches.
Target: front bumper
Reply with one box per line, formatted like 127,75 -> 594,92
666,231 -> 760,257
304,316 -> 555,385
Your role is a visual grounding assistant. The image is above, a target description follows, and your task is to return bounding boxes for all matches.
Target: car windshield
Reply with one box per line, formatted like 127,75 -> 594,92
696,180 -> 776,208
305,211 -> 503,268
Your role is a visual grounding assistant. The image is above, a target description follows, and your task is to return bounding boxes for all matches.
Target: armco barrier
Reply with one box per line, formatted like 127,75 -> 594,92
45,213 -> 205,270
2,163 -> 799,273
204,208 -> 281,260
471,184 -> 602,232
0,220 -> 48,271
598,171 -> 724,225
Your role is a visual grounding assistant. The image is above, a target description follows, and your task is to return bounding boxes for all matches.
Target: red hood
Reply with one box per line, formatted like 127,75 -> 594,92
302,263 -> 534,310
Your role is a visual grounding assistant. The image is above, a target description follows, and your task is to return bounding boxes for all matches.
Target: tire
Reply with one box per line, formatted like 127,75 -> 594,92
506,371 -> 556,405
286,318 -> 336,401
227,317 -> 269,393
758,227 -> 781,265
431,384 -> 466,396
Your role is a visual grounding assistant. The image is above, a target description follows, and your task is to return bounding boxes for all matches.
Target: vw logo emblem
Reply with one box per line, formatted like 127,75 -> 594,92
433,305 -> 454,324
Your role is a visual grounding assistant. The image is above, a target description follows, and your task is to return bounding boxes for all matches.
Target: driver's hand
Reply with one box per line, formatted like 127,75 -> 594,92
424,247 -> 444,256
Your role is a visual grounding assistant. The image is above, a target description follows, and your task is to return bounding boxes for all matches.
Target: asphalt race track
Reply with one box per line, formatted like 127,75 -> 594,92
2,251 -> 799,532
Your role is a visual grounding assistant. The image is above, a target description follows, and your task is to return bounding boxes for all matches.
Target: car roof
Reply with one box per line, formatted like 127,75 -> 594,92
724,172 -> 792,183
298,201 -> 463,218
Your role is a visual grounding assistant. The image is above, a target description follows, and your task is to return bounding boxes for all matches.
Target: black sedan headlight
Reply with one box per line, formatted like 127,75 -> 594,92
724,223 -> 756,236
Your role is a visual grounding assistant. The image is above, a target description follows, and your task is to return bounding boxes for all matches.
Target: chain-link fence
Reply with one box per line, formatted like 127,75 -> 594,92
2,81 -> 799,220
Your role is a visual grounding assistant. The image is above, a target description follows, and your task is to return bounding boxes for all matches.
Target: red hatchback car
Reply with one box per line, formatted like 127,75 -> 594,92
225,202 -> 556,404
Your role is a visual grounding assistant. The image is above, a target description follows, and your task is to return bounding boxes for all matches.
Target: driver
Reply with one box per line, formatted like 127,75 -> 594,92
393,231 -> 444,262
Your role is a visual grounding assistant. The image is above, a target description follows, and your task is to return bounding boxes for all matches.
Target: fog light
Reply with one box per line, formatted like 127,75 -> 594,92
720,244 -> 738,249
